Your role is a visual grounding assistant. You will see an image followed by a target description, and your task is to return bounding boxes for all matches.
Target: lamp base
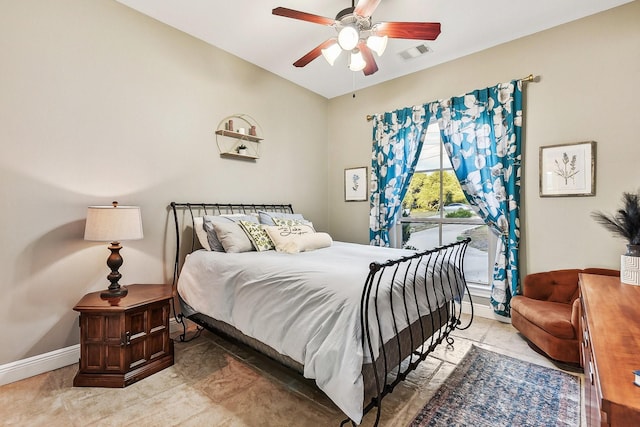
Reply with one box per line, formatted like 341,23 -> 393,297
100,286 -> 128,299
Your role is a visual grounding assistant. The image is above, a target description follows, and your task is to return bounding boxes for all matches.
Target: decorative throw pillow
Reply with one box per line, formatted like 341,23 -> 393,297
211,221 -> 255,253
293,232 -> 332,253
203,214 -> 258,252
264,223 -> 318,253
258,210 -> 308,226
193,217 -> 212,251
272,217 -> 316,230
239,220 -> 274,252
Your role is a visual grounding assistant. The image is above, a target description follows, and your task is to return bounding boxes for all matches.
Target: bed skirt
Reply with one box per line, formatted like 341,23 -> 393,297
180,296 -> 450,406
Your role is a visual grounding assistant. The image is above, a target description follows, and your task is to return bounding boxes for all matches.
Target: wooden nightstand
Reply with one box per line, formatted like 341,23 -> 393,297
73,283 -> 175,387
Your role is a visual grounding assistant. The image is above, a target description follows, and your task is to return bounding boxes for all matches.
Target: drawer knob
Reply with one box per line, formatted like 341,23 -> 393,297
121,331 -> 131,346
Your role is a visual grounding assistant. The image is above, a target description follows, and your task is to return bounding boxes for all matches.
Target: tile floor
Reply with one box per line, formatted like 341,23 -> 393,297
0,314 -> 584,426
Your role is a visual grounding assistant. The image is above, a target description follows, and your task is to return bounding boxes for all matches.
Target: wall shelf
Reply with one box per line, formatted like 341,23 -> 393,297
220,152 -> 259,160
215,114 -> 263,160
215,130 -> 262,143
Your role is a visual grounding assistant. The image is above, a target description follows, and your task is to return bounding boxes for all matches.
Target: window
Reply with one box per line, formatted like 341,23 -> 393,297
398,120 -> 494,297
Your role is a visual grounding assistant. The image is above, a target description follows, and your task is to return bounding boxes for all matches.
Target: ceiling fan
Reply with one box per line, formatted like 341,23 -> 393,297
272,0 -> 441,76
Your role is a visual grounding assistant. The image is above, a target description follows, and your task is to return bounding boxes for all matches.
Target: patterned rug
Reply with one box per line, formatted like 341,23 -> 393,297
409,345 -> 580,427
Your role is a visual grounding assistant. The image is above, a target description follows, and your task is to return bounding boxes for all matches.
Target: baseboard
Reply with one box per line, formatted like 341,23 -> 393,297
461,300 -> 501,321
0,344 -> 80,387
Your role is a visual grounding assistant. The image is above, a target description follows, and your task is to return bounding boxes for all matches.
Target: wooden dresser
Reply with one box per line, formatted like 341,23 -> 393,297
579,273 -> 640,426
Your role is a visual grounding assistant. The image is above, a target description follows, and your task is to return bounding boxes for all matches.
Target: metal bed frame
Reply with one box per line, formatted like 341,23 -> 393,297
169,202 -> 472,426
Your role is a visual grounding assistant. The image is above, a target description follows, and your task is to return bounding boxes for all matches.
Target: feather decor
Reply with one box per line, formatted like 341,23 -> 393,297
591,191 -> 640,246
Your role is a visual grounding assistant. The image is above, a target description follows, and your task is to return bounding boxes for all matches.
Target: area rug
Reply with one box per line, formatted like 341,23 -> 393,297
409,345 -> 580,427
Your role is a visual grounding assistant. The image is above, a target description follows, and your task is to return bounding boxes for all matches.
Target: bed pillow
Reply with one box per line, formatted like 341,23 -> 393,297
258,210 -> 308,226
211,221 -> 255,253
272,217 -> 316,230
264,223 -> 330,253
239,220 -> 275,252
203,214 -> 259,252
294,232 -> 332,253
193,217 -> 211,251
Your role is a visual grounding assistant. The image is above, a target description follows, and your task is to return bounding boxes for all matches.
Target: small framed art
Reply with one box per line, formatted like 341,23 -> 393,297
345,167 -> 368,202
539,141 -> 596,197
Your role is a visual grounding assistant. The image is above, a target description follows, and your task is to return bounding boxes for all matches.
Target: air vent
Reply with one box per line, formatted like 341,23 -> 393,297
398,44 -> 431,60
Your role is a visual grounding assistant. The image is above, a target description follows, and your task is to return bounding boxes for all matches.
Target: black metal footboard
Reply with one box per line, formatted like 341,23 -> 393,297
353,238 -> 472,426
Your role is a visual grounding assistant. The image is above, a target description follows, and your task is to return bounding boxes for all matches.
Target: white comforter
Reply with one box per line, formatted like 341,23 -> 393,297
177,241 -> 461,423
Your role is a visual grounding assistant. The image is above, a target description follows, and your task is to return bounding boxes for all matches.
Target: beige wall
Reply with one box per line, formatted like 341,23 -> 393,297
2,0 -> 638,368
0,0 -> 328,365
328,2 -> 640,275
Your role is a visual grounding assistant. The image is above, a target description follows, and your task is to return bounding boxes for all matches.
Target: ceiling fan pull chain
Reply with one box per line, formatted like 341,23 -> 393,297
352,72 -> 357,98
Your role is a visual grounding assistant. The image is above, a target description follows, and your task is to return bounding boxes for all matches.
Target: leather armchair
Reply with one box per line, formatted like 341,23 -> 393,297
511,268 -> 619,364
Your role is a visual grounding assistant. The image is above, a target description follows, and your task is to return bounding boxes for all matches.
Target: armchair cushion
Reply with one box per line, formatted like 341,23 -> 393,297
511,298 -> 575,340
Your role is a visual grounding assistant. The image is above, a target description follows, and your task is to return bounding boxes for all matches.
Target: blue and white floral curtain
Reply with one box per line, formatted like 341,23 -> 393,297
369,107 -> 429,247
434,80 -> 523,317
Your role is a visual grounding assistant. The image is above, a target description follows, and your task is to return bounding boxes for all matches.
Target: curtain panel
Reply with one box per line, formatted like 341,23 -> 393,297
434,80 -> 523,317
369,107 -> 428,247
369,80 -> 523,317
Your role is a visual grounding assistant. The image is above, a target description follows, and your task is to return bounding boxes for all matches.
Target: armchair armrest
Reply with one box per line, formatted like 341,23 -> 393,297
571,298 -> 581,336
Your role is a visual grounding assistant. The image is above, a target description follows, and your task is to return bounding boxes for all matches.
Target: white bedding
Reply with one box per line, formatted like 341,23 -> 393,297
177,241 -> 462,423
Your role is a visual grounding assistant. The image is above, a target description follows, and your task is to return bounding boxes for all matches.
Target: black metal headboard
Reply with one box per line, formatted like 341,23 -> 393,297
169,202 -> 294,287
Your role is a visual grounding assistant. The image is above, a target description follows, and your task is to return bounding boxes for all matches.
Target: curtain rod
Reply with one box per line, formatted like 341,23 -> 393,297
365,74 -> 536,121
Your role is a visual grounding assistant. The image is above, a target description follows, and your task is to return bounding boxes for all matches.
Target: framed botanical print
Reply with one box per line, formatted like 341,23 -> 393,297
345,167 -> 368,202
539,141 -> 596,197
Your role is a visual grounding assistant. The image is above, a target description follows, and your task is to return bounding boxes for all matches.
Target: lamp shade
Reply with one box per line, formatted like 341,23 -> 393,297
338,26 -> 359,51
84,204 -> 143,242
349,50 -> 367,72
366,35 -> 388,57
321,42 -> 342,66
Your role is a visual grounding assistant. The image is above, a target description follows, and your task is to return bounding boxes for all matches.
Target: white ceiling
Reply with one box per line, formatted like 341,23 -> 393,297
115,0 -> 632,99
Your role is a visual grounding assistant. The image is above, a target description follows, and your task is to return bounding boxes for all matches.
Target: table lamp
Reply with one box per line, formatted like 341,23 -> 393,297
84,201 -> 143,298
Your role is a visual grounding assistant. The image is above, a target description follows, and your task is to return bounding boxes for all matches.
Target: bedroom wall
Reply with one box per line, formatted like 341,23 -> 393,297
327,1 -> 640,277
0,0 -> 328,366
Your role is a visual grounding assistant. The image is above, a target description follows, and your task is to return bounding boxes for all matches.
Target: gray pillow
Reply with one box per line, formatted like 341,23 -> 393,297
203,214 -> 258,252
211,222 -> 255,253
258,210 -> 307,226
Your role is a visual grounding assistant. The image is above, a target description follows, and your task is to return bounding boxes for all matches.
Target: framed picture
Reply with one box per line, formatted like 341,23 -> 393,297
539,141 -> 596,197
345,167 -> 368,202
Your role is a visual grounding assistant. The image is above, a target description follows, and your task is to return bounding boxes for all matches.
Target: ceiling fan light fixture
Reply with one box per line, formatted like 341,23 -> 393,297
338,26 -> 359,51
321,43 -> 342,66
366,35 -> 388,57
272,3 -> 442,76
348,49 -> 366,72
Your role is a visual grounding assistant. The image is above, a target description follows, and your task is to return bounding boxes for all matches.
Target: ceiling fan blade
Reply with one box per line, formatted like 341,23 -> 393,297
354,0 -> 382,17
375,22 -> 441,40
358,42 -> 379,76
272,7 -> 336,26
293,38 -> 338,68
